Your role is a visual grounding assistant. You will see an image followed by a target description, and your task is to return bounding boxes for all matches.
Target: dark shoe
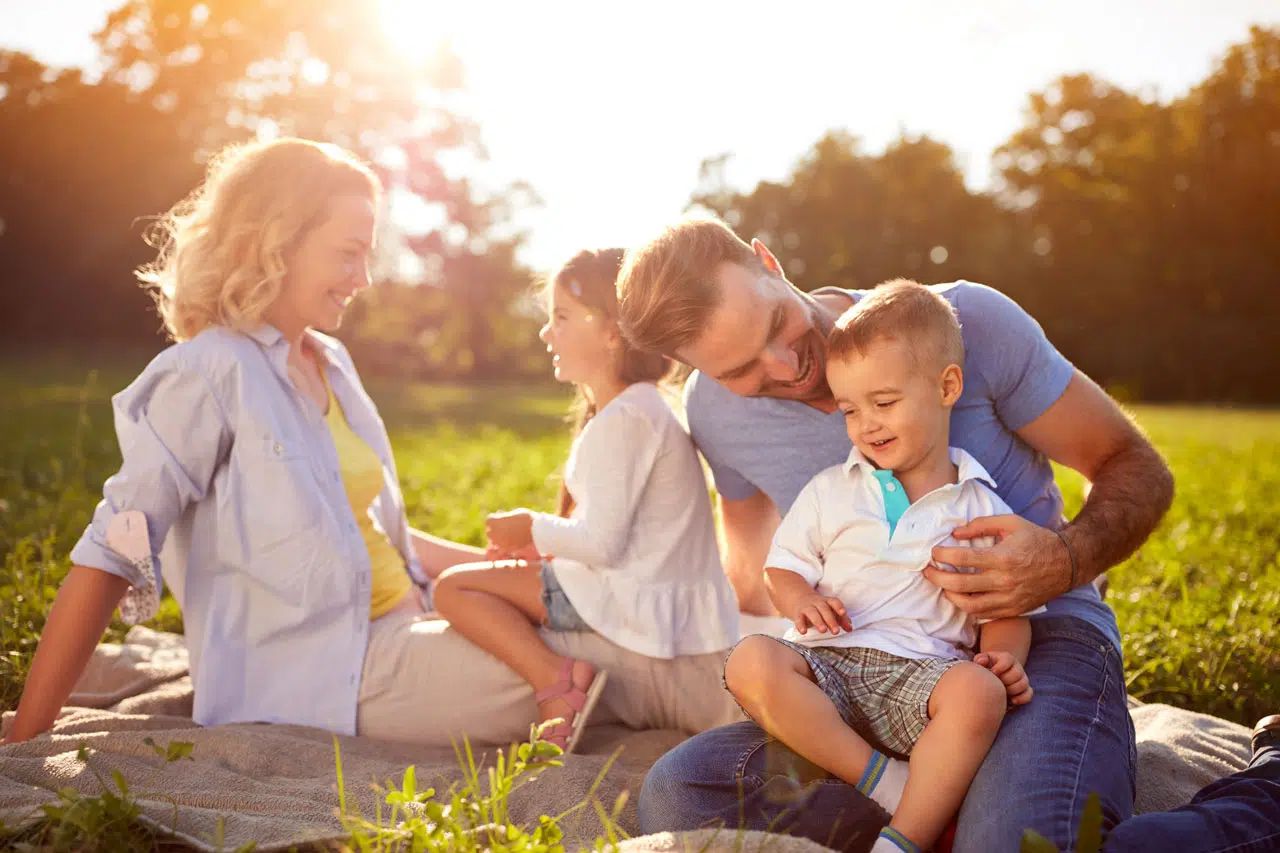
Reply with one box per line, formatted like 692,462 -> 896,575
1252,715 -> 1280,756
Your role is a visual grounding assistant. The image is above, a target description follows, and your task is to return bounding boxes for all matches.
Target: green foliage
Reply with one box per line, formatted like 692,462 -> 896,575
1057,408 -> 1280,724
0,725 -> 627,852
0,739 -> 217,853
1,0 -> 540,376
694,27 -> 1280,403
1021,792 -> 1103,853
334,721 -> 626,853
2,362 -> 1277,850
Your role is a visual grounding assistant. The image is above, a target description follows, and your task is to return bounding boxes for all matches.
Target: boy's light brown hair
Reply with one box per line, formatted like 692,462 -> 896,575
827,279 -> 965,373
617,216 -> 766,356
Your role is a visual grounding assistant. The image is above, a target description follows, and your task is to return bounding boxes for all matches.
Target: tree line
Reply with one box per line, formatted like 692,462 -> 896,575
1,5 -> 1277,400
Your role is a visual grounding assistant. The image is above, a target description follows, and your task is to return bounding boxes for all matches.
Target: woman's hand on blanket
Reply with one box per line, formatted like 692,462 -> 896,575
790,593 -> 854,636
485,510 -> 535,555
926,513 -> 1067,620
974,650 -> 1034,705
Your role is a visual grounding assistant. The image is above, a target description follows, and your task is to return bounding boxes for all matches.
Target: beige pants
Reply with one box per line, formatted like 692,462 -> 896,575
356,611 -> 745,746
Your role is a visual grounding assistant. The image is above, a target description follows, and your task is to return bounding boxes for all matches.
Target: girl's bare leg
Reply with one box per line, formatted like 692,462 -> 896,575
432,560 -> 593,725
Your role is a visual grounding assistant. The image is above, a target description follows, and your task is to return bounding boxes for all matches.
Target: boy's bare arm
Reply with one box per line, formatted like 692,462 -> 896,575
766,567 -> 852,635
976,617 -> 1034,705
978,617 -> 1032,665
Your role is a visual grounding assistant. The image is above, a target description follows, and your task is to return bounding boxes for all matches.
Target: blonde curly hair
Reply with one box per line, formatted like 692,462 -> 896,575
138,138 -> 381,341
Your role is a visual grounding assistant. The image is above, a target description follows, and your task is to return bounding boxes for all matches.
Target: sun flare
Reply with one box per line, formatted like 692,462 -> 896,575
376,0 -> 473,60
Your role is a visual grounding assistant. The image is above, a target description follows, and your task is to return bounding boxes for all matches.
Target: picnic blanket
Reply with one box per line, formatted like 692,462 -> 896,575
0,627 -> 1255,852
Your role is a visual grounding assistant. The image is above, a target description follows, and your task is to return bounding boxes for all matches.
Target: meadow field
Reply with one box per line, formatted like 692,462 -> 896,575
2,356 -> 1277,727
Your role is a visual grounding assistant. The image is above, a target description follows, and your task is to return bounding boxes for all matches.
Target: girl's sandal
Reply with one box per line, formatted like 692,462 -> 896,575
534,659 -> 609,754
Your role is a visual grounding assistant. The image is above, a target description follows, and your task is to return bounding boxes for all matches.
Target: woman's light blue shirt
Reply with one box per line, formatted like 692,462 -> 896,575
70,325 -> 425,734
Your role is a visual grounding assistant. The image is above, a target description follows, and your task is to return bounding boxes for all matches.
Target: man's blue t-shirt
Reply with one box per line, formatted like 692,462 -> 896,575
684,281 -> 1121,650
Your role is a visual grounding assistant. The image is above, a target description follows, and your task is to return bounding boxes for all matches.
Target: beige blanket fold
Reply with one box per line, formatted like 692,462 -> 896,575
0,627 -> 1256,853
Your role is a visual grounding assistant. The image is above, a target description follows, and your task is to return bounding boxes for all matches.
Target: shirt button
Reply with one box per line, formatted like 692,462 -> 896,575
273,443 -> 284,456
885,482 -> 897,492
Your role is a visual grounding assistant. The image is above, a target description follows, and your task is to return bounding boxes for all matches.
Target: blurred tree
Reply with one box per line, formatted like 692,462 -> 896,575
997,26 -> 1280,400
0,0 -> 544,378
1176,25 -> 1280,399
691,130 -> 1024,315
994,72 -> 1185,390
694,27 -> 1280,401
0,51 -> 201,346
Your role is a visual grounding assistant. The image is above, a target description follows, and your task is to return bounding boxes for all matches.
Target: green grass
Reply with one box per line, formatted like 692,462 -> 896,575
2,357 -> 1277,730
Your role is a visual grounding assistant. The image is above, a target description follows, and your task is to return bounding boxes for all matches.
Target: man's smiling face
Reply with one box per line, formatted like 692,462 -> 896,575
677,259 -> 833,405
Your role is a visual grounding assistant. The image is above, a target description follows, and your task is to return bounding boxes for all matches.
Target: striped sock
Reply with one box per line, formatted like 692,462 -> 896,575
870,827 -> 920,853
856,749 -> 910,814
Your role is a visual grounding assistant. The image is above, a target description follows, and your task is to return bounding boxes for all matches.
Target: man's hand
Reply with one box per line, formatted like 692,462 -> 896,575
925,514 -> 1071,620
485,510 -> 535,555
789,593 -> 854,636
975,650 -> 1033,705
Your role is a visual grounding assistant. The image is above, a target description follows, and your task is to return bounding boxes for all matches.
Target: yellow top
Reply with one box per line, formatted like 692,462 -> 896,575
324,382 -> 414,620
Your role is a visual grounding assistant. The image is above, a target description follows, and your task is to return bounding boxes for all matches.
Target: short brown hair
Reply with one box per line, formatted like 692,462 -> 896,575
827,279 -> 964,372
617,216 -> 764,356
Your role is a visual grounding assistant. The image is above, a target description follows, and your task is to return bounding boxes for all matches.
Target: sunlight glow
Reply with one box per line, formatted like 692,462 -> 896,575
377,0 -> 473,61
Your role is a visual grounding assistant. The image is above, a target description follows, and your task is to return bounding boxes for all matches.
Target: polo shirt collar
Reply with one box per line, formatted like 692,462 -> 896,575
842,445 -> 998,490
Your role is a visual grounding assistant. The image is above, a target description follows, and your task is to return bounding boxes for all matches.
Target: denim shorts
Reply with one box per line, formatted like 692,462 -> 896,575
540,561 -> 591,632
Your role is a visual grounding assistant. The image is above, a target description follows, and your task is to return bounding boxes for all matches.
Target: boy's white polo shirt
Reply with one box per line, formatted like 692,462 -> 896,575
767,447 -> 1042,661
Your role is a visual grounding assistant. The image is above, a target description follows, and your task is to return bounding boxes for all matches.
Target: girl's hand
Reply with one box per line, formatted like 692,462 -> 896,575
484,543 -> 543,564
485,510 -> 535,555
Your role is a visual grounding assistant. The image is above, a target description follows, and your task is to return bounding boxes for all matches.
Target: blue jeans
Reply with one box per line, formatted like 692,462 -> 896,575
642,616 -> 1280,851
1102,743 -> 1280,853
641,618 -> 1133,850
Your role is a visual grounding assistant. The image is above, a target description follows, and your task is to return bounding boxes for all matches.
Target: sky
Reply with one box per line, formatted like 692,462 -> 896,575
5,0 -> 1279,271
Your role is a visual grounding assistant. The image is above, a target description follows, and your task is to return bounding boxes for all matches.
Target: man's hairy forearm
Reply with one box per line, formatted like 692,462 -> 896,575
1064,436 -> 1174,584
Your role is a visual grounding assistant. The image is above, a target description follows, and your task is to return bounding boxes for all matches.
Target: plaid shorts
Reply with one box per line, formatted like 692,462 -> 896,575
738,636 -> 960,759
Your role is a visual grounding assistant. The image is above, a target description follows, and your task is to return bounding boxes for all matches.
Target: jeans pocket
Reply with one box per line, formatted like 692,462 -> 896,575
1031,621 -> 1117,677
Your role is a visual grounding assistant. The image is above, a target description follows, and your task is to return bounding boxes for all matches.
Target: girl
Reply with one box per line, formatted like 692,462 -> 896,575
433,249 -> 739,753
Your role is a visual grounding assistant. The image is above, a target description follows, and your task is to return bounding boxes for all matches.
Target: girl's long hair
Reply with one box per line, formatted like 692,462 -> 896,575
549,248 -> 672,517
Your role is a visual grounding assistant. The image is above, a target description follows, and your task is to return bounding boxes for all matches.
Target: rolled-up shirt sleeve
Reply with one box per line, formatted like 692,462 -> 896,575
765,474 -> 827,587
70,351 -> 231,604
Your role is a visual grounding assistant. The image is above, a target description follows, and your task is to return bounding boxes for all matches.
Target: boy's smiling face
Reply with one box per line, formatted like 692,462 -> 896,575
827,336 -> 962,474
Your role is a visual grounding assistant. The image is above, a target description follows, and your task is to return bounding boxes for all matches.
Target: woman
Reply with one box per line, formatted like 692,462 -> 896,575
4,138 -> 740,746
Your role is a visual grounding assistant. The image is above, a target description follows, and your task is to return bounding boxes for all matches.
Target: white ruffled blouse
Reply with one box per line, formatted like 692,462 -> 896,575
530,383 -> 739,659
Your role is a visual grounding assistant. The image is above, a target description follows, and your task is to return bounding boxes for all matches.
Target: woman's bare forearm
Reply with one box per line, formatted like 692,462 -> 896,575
409,527 -> 485,579
5,565 -> 129,743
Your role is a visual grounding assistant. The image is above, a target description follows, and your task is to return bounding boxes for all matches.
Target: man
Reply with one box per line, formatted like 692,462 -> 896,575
617,216 -> 1277,852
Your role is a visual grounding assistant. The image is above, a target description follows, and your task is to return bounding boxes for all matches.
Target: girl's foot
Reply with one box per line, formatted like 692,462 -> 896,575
535,658 -> 608,754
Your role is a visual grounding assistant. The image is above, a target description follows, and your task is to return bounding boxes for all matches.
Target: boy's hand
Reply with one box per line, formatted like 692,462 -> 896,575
975,650 -> 1033,705
485,510 -> 535,555
790,593 -> 853,636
